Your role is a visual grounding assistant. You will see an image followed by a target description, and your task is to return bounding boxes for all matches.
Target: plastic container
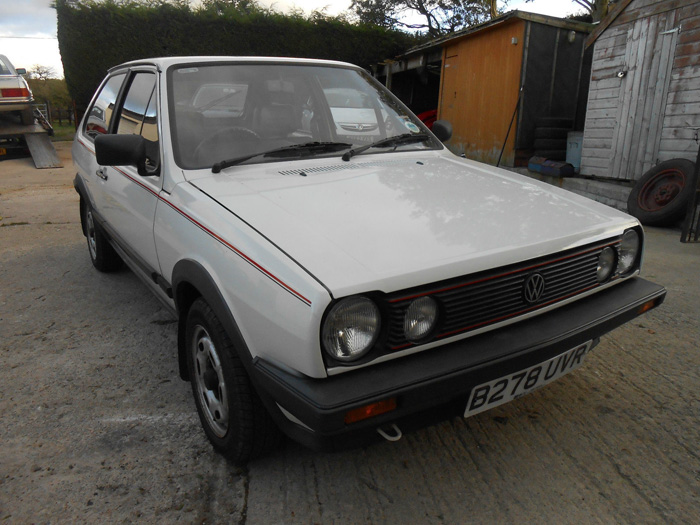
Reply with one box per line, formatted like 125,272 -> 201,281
566,131 -> 584,173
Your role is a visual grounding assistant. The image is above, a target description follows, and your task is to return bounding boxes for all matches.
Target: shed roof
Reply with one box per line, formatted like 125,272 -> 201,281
402,10 -> 593,57
585,0 -> 635,48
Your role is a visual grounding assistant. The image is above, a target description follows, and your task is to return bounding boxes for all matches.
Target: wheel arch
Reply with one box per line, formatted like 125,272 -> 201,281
73,174 -> 89,236
172,259 -> 254,381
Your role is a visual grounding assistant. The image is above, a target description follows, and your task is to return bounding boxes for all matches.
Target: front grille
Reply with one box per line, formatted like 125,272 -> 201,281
385,238 -> 621,350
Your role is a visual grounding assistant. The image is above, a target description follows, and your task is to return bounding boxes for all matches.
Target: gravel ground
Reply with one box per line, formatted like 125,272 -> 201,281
1,142 -> 699,523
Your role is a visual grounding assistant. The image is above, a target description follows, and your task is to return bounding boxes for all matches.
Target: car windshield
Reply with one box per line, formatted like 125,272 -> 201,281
168,63 -> 440,170
0,56 -> 15,76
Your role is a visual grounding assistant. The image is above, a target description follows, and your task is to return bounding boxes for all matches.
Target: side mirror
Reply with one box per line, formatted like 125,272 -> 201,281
15,68 -> 27,75
95,134 -> 158,177
432,120 -> 452,142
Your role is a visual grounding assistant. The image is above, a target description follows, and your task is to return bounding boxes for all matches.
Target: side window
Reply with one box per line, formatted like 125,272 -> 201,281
84,73 -> 125,139
116,72 -> 159,174
117,73 -> 157,137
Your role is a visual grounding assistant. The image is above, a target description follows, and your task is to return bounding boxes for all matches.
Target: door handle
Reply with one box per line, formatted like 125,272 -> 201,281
96,168 -> 108,180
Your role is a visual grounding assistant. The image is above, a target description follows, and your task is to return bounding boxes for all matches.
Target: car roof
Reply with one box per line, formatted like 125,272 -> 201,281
109,56 -> 358,73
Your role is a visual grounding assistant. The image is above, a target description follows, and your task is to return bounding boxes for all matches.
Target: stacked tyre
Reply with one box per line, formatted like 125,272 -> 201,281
533,117 -> 573,161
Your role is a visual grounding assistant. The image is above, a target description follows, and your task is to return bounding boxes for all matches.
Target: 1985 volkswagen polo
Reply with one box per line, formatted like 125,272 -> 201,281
73,57 -> 666,463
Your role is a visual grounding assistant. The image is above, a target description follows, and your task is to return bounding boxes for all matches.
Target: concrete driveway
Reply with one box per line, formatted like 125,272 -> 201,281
1,142 -> 699,523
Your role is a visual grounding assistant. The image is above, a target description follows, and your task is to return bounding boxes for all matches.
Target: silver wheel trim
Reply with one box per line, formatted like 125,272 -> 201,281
192,325 -> 230,438
86,209 -> 97,260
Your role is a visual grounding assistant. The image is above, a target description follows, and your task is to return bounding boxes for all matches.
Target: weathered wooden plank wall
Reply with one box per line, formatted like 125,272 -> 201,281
580,0 -> 700,181
662,1 -> 700,160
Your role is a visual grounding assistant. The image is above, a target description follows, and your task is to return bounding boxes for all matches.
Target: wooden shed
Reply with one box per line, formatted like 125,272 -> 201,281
580,0 -> 700,181
377,12 -> 593,167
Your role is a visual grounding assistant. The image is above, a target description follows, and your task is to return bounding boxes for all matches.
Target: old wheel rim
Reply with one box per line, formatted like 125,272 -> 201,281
638,168 -> 686,212
192,325 -> 229,438
86,209 -> 97,260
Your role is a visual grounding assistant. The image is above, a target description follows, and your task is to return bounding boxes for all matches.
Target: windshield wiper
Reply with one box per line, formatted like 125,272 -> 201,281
341,133 -> 430,162
211,142 -> 353,173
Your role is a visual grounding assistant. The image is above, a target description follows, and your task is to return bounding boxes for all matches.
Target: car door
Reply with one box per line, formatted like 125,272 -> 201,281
96,68 -> 162,275
75,71 -> 126,224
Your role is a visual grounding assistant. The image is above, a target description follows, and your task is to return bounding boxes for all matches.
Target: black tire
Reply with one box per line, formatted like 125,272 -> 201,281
627,158 -> 696,226
533,149 -> 566,161
186,298 -> 282,464
20,108 -> 34,125
535,117 -> 573,129
533,138 -> 567,150
82,200 -> 122,272
534,127 -> 570,140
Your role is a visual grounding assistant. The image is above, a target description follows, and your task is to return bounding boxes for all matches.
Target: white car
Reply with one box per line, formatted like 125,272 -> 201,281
72,57 -> 666,464
0,54 -> 33,125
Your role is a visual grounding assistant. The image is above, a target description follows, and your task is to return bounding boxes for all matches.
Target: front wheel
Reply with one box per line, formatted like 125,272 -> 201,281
186,298 -> 281,464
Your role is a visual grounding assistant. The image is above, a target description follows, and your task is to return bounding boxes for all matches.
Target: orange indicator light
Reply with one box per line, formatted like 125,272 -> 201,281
344,398 -> 397,424
637,299 -> 658,315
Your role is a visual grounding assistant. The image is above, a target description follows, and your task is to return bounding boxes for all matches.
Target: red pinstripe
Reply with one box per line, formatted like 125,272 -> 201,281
77,138 -> 312,306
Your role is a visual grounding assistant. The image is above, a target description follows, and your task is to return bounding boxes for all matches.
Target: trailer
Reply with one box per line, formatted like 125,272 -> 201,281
0,109 -> 62,169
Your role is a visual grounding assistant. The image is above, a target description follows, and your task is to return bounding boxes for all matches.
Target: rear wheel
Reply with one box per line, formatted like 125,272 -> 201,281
82,200 -> 122,272
186,298 -> 281,464
20,108 -> 34,125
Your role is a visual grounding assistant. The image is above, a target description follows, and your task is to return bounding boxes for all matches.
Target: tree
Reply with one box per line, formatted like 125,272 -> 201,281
26,77 -> 72,108
28,65 -> 58,81
198,0 -> 262,16
572,0 -> 610,22
351,0 -> 494,37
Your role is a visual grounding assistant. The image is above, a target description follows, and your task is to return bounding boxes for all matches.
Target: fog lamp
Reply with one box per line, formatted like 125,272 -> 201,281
597,246 -> 616,282
403,296 -> 438,342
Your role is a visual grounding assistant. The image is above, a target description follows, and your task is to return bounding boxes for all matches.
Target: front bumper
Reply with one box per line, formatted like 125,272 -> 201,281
252,277 -> 666,451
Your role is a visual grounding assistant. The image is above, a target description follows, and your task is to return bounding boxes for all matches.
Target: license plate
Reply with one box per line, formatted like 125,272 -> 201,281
464,341 -> 593,418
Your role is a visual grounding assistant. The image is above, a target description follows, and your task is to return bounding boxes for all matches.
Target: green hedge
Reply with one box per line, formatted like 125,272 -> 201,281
55,0 -> 417,112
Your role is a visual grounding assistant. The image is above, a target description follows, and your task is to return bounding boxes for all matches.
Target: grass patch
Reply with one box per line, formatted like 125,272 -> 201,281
50,122 -> 76,142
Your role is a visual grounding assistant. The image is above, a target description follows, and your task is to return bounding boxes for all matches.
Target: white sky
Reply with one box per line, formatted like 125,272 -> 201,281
0,0 -> 585,79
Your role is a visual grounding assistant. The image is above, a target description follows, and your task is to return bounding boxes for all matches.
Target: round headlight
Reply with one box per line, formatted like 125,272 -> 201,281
404,296 -> 438,342
597,246 -> 616,282
618,229 -> 640,274
322,297 -> 380,362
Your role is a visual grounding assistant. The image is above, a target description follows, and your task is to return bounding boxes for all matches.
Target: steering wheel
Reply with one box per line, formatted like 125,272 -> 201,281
193,127 -> 261,164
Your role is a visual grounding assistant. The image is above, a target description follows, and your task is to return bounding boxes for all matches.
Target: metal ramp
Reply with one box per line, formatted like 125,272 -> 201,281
24,132 -> 62,168
0,112 -> 63,169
